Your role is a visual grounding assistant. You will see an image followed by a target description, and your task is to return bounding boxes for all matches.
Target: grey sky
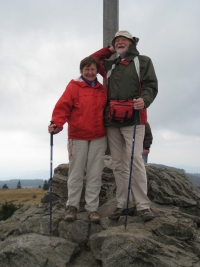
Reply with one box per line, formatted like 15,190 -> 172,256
0,0 -> 200,179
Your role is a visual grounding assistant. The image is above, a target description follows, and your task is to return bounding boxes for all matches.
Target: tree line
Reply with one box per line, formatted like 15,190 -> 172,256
2,180 -> 50,190
0,180 -> 50,221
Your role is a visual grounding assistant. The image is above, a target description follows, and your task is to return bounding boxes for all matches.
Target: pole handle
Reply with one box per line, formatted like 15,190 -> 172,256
50,121 -> 54,146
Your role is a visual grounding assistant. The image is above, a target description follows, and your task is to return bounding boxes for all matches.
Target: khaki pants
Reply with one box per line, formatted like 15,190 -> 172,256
67,136 -> 107,211
107,125 -> 150,211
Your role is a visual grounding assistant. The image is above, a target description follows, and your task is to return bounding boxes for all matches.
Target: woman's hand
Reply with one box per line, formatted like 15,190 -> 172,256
48,124 -> 59,134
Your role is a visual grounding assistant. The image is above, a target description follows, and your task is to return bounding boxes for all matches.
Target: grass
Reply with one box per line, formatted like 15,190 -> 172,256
0,188 -> 47,206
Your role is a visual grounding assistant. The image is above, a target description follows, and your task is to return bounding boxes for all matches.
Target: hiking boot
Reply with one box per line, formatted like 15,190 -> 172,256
108,207 -> 135,220
88,211 -> 101,223
64,206 -> 77,222
137,209 -> 155,222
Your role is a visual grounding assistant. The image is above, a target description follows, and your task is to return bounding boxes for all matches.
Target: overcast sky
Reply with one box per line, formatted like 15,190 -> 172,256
0,0 -> 200,180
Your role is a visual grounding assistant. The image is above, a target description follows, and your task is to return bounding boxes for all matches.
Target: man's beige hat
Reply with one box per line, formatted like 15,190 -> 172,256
112,30 -> 139,46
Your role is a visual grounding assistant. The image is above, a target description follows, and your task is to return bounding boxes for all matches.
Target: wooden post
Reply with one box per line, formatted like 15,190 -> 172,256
103,0 -> 119,47
103,0 -> 119,155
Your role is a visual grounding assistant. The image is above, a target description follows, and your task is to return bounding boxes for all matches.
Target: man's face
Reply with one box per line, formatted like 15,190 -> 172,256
81,63 -> 98,81
114,36 -> 132,55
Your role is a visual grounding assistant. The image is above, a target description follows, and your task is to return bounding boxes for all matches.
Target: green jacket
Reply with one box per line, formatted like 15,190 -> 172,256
91,45 -> 158,127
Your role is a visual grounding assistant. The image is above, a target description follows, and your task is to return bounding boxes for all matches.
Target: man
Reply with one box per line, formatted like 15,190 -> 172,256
91,30 -> 158,221
143,122 -> 153,164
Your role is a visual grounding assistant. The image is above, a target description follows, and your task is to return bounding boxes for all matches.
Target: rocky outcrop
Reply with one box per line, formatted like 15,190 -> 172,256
0,157 -> 200,267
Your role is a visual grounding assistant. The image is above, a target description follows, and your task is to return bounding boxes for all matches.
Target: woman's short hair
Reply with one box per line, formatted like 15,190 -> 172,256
80,57 -> 100,73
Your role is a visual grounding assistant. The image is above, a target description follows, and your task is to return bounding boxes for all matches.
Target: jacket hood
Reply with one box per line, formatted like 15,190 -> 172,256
132,36 -> 139,44
127,44 -> 140,56
115,44 -> 140,64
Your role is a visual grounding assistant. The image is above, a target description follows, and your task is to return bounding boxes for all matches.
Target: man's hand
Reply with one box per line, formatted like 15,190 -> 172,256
133,98 -> 144,110
48,124 -> 59,134
109,46 -> 116,53
143,149 -> 149,155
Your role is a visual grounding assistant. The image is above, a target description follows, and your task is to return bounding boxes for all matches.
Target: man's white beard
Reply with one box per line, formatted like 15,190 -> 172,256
115,47 -> 128,55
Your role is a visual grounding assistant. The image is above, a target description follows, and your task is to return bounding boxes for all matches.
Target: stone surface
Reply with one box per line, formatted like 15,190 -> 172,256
0,158 -> 200,267
0,233 -> 79,267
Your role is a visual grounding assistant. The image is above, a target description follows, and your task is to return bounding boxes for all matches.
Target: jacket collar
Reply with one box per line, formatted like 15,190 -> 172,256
81,75 -> 97,87
116,44 -> 140,64
72,77 -> 103,89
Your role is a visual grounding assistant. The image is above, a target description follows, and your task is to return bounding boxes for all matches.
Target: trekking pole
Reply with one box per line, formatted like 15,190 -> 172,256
49,120 -> 54,236
125,110 -> 138,230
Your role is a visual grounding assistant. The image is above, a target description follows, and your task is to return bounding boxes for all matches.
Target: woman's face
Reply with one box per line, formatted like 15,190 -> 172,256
81,63 -> 98,81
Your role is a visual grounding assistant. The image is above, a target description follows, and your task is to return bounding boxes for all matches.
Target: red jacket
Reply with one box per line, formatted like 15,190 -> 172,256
52,77 -> 107,140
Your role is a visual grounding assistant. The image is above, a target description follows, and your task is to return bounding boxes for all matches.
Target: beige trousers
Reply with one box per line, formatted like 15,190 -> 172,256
66,136 -> 107,211
107,125 -> 150,211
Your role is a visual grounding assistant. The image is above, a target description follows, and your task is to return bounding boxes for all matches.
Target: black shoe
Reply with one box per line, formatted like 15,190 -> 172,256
108,207 -> 135,220
137,209 -> 155,222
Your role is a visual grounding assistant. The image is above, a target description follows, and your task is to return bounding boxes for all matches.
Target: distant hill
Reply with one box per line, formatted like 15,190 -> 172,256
0,179 -> 45,189
150,163 -> 200,187
1,165 -> 200,188
150,163 -> 185,173
0,170 -> 49,189
185,173 -> 200,187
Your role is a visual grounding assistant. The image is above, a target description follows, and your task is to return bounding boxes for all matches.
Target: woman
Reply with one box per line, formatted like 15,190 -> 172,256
48,57 -> 107,223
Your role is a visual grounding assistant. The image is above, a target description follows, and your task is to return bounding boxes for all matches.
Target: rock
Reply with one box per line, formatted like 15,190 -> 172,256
0,233 -> 79,267
0,157 -> 200,267
146,165 -> 200,216
90,209 -> 200,267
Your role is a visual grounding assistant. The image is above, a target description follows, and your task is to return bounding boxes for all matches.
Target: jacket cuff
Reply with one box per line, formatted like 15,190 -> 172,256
105,46 -> 115,56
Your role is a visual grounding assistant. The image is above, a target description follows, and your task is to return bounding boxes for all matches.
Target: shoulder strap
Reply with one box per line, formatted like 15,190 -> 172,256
133,56 -> 143,97
107,64 -> 116,79
107,56 -> 140,80
133,56 -> 140,79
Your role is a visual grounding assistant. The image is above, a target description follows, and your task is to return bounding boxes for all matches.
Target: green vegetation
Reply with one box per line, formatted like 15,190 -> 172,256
16,180 -> 22,189
0,202 -> 23,221
2,184 -> 9,189
0,179 -> 46,189
43,180 -> 50,190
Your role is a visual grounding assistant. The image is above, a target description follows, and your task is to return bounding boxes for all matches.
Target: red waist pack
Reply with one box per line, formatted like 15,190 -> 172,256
108,100 -> 134,121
